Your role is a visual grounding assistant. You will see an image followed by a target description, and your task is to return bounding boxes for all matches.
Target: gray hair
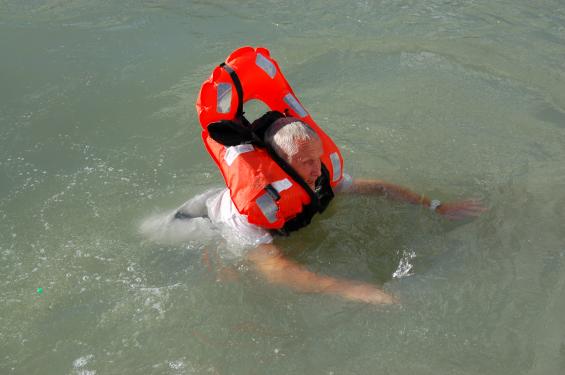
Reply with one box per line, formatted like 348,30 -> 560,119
264,117 -> 320,161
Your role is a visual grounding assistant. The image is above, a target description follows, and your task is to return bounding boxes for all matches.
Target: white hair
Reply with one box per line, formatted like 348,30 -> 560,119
264,118 -> 320,161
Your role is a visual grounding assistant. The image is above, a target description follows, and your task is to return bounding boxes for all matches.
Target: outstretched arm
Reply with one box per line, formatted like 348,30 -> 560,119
349,179 -> 427,203
247,244 -> 397,305
346,178 -> 486,220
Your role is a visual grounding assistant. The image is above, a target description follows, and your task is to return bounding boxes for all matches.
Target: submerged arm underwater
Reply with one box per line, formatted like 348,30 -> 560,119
247,244 -> 398,305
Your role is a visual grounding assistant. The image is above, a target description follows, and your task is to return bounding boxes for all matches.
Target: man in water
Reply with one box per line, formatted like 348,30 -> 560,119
175,117 -> 485,304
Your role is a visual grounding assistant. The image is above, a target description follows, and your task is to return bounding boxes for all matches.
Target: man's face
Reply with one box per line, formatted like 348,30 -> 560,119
288,138 -> 323,189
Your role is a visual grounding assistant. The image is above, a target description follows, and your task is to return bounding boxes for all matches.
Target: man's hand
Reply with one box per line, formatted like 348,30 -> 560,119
435,198 -> 487,220
339,282 -> 399,305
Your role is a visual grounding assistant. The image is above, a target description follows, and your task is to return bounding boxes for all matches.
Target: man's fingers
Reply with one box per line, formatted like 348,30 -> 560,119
436,198 -> 488,220
443,207 -> 485,220
445,213 -> 466,221
463,206 -> 487,215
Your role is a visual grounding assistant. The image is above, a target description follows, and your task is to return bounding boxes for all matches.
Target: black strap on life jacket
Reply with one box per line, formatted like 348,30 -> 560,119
277,163 -> 334,235
219,62 -> 245,121
207,110 -> 283,146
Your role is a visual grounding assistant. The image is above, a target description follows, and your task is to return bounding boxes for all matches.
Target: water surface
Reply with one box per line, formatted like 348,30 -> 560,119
1,1 -> 565,374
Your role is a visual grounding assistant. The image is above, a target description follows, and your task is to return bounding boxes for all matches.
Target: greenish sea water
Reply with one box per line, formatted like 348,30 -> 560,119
1,1 -> 564,374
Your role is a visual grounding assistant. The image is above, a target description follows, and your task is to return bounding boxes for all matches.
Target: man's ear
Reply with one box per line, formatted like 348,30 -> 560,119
207,120 -> 252,146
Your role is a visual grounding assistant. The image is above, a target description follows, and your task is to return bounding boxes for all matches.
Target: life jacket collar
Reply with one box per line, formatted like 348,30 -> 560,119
207,110 -> 285,148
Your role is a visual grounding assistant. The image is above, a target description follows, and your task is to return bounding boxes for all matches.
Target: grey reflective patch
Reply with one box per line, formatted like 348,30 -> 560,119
217,83 -> 232,114
283,93 -> 307,118
256,192 -> 278,223
255,53 -> 276,79
330,152 -> 341,182
271,178 -> 292,193
224,144 -> 254,166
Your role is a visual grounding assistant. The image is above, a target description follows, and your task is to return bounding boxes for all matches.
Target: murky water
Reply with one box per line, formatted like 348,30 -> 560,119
1,1 -> 565,374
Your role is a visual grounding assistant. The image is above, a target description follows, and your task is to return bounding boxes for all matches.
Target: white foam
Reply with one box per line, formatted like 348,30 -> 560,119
73,354 -> 96,374
73,354 -> 93,369
392,249 -> 416,279
168,360 -> 185,370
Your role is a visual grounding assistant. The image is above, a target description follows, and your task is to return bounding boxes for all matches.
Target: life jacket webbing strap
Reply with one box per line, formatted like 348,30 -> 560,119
219,62 -> 244,120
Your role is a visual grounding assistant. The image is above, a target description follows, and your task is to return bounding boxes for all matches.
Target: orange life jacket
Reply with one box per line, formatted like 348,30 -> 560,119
195,46 -> 344,230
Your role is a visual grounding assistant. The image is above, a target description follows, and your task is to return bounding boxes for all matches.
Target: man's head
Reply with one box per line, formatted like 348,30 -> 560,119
265,117 -> 323,189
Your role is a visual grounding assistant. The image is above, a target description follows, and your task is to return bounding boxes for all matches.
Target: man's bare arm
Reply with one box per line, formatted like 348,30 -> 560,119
246,243 -> 397,304
349,179 -> 426,204
347,179 -> 486,220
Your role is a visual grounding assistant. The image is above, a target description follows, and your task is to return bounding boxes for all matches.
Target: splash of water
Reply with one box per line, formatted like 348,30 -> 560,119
392,249 -> 416,279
